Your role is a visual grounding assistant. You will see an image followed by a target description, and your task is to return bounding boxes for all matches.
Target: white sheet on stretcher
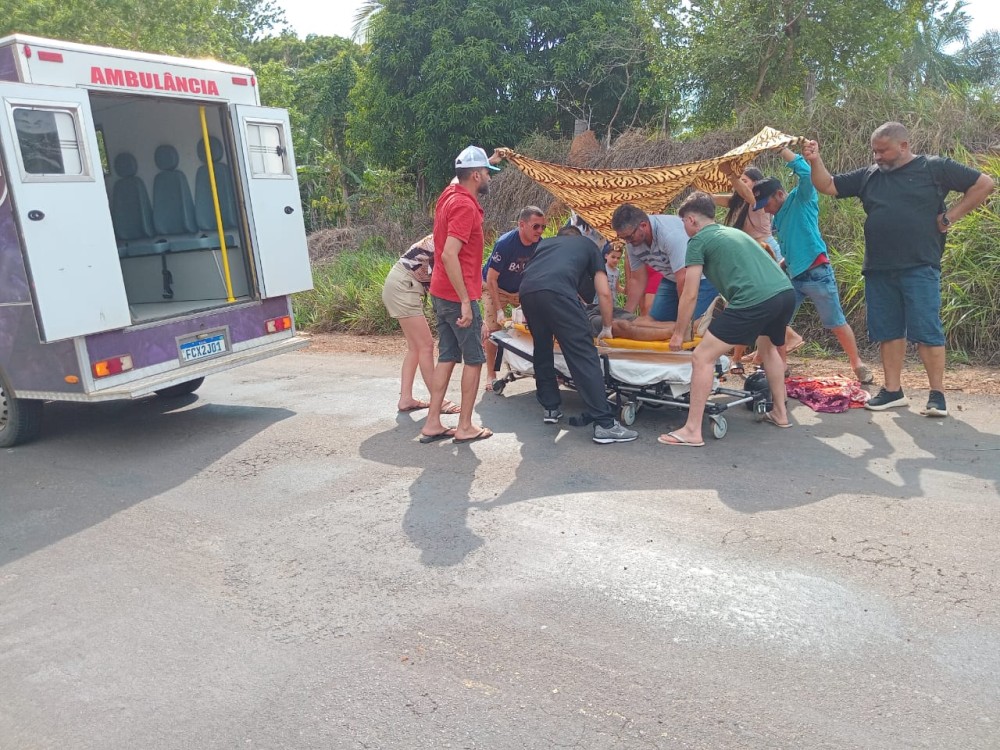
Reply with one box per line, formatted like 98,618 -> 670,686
493,328 -> 727,397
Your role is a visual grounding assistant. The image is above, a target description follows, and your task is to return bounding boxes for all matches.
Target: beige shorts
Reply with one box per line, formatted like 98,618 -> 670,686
482,288 -> 520,332
382,262 -> 426,319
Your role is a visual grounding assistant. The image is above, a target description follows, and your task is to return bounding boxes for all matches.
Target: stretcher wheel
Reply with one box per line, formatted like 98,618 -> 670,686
711,416 -> 728,440
620,401 -> 637,426
491,379 -> 507,395
753,399 -> 768,421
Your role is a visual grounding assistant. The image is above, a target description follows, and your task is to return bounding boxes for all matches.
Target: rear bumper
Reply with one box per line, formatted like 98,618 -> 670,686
17,335 -> 309,402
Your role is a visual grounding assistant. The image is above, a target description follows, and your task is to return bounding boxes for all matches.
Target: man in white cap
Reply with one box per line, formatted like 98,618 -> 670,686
420,145 -> 502,444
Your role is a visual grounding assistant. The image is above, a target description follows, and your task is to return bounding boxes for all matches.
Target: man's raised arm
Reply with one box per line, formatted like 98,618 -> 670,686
802,139 -> 839,197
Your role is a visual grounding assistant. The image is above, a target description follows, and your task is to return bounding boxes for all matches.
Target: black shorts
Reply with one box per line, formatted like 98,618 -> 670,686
709,289 -> 795,347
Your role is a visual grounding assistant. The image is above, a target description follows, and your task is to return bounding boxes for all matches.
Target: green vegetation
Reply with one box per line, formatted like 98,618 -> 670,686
294,245 -> 397,335
4,0 -> 999,358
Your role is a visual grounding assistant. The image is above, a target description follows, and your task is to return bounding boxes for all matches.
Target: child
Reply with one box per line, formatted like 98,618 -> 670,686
596,244 -> 625,304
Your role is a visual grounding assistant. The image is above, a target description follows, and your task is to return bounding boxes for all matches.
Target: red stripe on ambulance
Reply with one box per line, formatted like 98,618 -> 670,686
90,66 -> 221,96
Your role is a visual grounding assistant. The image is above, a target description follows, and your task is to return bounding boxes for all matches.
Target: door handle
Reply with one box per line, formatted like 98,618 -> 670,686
284,206 -> 294,215
28,210 -> 45,221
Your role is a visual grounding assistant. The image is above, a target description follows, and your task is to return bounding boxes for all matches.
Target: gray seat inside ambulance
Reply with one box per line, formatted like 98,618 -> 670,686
152,144 -> 212,253
194,136 -> 240,248
110,152 -> 169,258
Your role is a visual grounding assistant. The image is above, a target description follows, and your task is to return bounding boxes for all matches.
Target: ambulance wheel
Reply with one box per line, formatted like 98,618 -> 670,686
155,377 -> 205,398
491,379 -> 506,395
711,416 -> 728,440
753,399 -> 768,421
0,369 -> 43,448
620,401 -> 637,426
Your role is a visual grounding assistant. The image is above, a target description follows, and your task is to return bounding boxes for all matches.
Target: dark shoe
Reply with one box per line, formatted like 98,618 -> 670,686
542,408 -> 563,424
920,390 -> 948,417
593,420 -> 638,444
865,388 -> 909,411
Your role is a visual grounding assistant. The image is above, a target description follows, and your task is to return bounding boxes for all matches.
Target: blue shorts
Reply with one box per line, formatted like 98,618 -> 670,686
864,266 -> 945,346
432,295 -> 486,364
649,276 -> 718,322
791,263 -> 847,329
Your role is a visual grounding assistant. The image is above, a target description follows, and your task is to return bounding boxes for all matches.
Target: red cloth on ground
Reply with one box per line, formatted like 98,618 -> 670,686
785,376 -> 871,413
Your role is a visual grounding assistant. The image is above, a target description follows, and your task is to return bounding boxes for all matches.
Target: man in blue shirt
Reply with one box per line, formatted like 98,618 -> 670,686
483,206 -> 545,390
753,148 -> 873,384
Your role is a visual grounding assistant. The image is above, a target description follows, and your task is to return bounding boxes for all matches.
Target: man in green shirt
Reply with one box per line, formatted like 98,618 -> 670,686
661,192 -> 796,447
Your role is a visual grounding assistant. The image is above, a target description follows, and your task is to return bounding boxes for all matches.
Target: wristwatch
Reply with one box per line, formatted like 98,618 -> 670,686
941,212 -> 951,227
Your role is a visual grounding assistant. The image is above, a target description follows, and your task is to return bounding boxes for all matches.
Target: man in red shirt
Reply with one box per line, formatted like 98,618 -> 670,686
420,146 -> 500,444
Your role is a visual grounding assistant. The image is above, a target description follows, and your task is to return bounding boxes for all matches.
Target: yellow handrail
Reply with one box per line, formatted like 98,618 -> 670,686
199,106 -> 235,303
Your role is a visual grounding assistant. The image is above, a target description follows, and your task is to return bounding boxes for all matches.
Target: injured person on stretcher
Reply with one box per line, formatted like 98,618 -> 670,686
583,297 -> 722,343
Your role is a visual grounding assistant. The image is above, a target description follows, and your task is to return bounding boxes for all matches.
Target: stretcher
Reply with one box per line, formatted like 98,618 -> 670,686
489,326 -> 769,439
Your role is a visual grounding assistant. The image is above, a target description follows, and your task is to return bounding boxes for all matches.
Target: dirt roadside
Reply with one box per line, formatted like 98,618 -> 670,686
301,332 -> 1000,397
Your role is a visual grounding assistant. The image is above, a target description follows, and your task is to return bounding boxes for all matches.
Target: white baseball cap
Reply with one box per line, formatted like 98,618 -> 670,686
455,145 -> 500,171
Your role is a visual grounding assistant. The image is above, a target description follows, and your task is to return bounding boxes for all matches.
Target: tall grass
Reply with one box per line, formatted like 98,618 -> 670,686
294,243 -> 398,335
940,153 -> 1000,359
298,86 -> 1000,361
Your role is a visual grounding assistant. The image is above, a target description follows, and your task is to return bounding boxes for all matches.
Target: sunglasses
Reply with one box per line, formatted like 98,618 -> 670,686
618,225 -> 642,243
529,222 -> 545,231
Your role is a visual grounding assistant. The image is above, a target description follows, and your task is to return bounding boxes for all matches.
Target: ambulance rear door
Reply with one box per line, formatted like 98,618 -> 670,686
230,105 -> 312,299
0,82 -> 130,341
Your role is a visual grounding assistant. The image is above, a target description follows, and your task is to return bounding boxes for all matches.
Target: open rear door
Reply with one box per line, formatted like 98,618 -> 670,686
230,105 -> 312,298
0,83 -> 131,342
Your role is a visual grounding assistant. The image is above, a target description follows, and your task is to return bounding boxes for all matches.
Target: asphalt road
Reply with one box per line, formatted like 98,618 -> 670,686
2,349 -> 999,749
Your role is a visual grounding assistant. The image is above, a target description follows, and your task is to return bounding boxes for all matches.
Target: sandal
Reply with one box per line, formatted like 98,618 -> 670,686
441,400 -> 462,415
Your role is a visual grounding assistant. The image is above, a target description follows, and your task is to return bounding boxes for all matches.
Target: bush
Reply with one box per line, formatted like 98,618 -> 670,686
293,244 -> 398,334
300,86 -> 1000,362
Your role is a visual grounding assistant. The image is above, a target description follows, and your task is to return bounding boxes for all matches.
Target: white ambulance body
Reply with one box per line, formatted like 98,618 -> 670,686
0,35 -> 314,446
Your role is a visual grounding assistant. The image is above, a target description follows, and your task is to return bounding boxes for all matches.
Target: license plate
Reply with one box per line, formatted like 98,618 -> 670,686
178,332 -> 228,363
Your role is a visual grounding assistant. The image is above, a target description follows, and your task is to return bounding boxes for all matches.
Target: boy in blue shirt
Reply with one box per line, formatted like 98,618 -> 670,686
753,148 -> 873,384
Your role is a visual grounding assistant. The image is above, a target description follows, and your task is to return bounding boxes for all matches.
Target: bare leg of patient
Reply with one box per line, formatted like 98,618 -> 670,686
612,317 -> 676,341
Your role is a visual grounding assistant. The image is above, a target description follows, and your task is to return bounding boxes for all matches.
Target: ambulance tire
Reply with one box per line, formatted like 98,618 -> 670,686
154,377 -> 205,398
0,368 -> 44,448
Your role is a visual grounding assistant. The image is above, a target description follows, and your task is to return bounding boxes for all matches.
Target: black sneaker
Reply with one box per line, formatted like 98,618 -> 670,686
593,420 -> 638,444
920,390 -> 948,417
542,408 -> 563,424
865,388 -> 909,411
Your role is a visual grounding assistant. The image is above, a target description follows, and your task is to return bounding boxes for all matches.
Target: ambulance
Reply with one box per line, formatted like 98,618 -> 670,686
0,35 -> 313,447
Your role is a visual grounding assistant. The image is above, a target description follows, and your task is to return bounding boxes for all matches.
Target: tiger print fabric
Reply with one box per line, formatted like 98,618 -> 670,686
496,127 -> 804,240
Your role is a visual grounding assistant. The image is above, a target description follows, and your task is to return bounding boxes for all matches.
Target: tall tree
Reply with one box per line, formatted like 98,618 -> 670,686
347,0 -> 654,193
901,0 -> 973,87
646,0 -> 929,127
2,0 -> 286,58
895,1 -> 1000,89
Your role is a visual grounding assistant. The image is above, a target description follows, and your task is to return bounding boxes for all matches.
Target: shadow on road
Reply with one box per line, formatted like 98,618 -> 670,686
360,382 -> 1000,568
0,395 -> 294,567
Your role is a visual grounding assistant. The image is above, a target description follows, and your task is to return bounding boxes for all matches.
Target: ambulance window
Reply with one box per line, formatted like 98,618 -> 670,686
12,108 -> 85,177
246,122 -> 289,177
